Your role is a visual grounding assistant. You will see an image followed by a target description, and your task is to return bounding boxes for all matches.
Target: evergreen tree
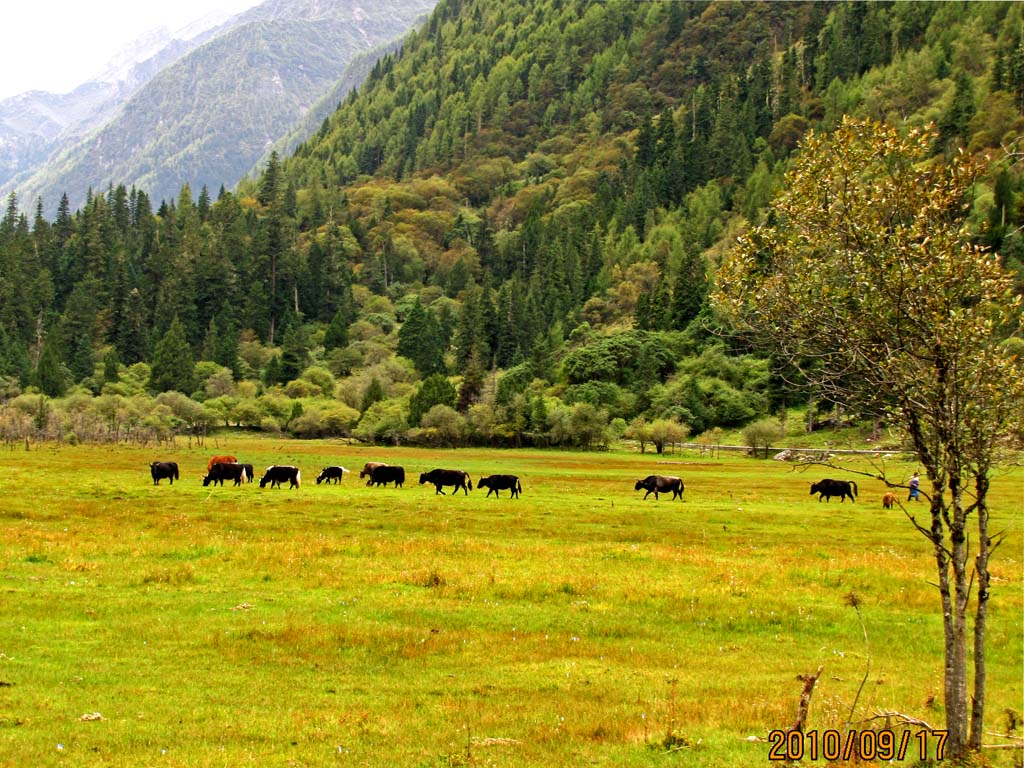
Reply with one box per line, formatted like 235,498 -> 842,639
258,151 -> 282,207
150,317 -> 195,393
61,278 -> 101,384
397,298 -> 446,376
31,337 -> 67,397
197,185 -> 212,221
279,318 -> 310,382
102,349 -> 121,384
408,373 -> 457,426
201,317 -> 220,362
360,376 -> 385,412
215,315 -> 241,376
323,306 -> 350,351
457,349 -> 485,412
938,70 -> 976,149
262,355 -> 283,388
671,247 -> 708,329
117,288 -> 151,364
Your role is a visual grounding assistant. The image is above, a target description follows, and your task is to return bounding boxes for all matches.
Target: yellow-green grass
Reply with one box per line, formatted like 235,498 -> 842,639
0,438 -> 1020,767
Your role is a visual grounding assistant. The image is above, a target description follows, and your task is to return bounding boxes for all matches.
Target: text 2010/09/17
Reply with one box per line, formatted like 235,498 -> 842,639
768,728 -> 947,762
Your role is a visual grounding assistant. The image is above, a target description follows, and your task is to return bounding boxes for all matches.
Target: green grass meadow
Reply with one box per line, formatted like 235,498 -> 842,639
0,438 -> 1020,766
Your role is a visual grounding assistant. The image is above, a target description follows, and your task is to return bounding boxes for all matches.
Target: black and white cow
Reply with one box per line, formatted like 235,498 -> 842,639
259,465 -> 301,489
478,474 -> 522,499
240,463 -> 254,483
150,461 -> 179,485
634,475 -> 684,500
203,462 -> 250,487
316,466 -> 347,485
419,469 -> 473,495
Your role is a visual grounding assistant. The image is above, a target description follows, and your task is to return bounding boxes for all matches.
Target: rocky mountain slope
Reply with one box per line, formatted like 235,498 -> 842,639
3,0 -> 436,214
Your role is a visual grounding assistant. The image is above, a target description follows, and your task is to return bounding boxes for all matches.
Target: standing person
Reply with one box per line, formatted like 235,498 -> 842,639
908,470 -> 921,502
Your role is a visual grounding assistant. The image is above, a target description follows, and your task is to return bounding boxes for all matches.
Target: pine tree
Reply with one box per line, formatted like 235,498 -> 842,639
201,318 -> 220,362
457,349 -> 485,412
215,315 -> 240,376
61,278 -> 101,384
31,337 -> 67,397
150,317 -> 195,393
263,355 -> 284,388
116,288 -> 151,365
360,377 -> 385,412
671,247 -> 708,329
197,185 -> 212,221
938,70 -> 976,148
323,306 -> 350,351
279,318 -> 310,382
102,349 -> 121,384
398,298 -> 446,376
258,151 -> 282,207
408,373 -> 457,426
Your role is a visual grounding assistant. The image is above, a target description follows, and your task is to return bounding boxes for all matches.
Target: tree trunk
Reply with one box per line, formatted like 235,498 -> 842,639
969,474 -> 991,751
936,475 -> 970,759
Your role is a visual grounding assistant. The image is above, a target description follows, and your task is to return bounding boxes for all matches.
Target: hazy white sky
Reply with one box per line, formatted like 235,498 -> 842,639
0,0 -> 262,100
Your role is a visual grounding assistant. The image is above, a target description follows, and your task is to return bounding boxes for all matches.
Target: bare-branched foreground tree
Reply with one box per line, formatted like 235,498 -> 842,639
715,118 -> 1024,759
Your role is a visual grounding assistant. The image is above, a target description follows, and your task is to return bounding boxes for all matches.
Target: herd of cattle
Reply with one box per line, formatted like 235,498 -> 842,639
148,458 -> 524,498
150,459 -> 885,504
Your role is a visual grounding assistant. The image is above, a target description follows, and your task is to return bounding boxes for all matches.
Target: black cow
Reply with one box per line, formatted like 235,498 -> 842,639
241,463 -> 254,483
360,462 -> 387,486
150,461 -> 179,485
370,464 -> 405,488
809,478 -> 857,503
260,465 -> 301,489
203,462 -> 249,487
634,475 -> 684,500
419,469 -> 473,495
478,474 -> 522,499
316,466 -> 346,485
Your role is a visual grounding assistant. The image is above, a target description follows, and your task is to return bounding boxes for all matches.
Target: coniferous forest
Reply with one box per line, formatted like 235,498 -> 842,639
1,0 -> 1022,447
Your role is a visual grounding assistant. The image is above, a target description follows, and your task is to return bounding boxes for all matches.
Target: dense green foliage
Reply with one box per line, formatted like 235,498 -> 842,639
0,0 -> 1022,446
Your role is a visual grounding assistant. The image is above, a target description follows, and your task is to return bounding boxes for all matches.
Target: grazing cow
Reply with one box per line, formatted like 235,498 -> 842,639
634,475 -> 684,500
316,466 -> 347,485
478,474 -> 522,499
809,478 -> 858,503
419,469 -> 473,495
241,463 -> 254,483
150,461 -> 179,485
360,462 -> 387,486
259,465 -> 301,489
369,464 -> 405,488
207,455 -> 237,472
882,491 -> 896,509
202,462 -> 249,487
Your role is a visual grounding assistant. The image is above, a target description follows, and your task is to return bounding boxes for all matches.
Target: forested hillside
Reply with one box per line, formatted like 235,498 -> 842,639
0,0 -> 1021,448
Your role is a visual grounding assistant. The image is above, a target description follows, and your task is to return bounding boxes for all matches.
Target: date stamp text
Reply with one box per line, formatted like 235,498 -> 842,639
768,728 -> 948,761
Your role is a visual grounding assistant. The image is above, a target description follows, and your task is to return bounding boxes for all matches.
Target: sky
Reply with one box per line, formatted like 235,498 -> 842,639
0,0 -> 262,101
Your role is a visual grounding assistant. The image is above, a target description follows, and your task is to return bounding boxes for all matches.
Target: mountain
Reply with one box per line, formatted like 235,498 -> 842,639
0,12 -> 236,195
245,37 -> 408,183
4,0 -> 437,214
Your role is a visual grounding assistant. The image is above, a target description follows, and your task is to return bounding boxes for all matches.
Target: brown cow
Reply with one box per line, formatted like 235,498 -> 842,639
207,455 -> 237,472
360,462 -> 387,486
882,492 -> 896,509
